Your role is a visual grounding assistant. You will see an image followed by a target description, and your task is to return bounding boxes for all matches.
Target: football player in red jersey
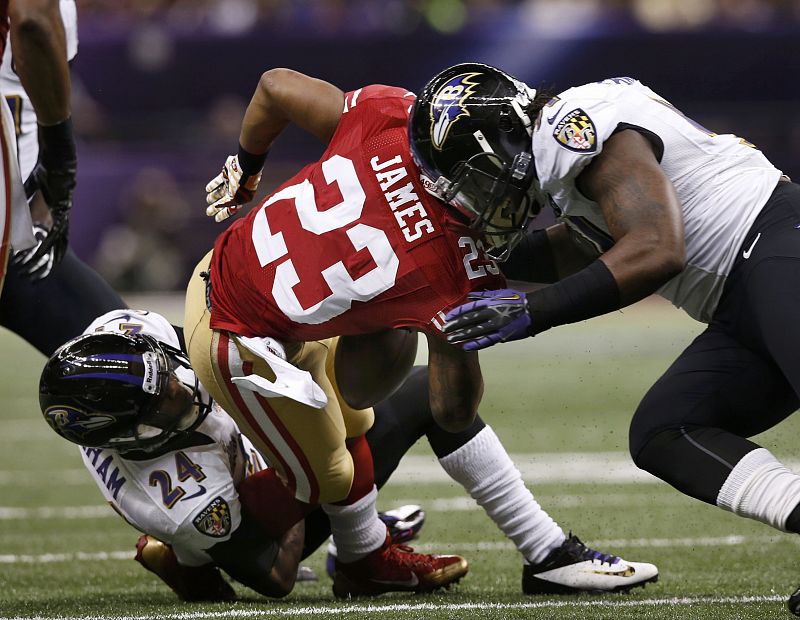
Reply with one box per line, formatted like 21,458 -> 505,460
184,68 -> 536,597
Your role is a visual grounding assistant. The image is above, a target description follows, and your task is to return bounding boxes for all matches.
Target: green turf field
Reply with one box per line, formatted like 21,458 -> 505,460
2,295 -> 799,619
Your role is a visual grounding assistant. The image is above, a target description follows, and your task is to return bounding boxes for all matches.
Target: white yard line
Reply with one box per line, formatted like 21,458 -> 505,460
411,533 -> 800,552
0,452 -> 683,487
0,595 -> 787,619
0,505 -> 114,519
390,453 -> 800,484
0,469 -> 90,486
5,448 -> 799,485
0,550 -> 132,564
1,534 -> 796,564
0,493 -> 671,521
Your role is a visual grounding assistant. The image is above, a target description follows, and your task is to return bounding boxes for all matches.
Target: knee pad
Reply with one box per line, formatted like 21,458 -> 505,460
315,448 -> 356,504
629,426 -> 683,474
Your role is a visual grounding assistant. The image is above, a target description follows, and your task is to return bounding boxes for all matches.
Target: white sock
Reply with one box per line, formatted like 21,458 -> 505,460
322,485 -> 387,563
438,425 -> 565,565
717,447 -> 800,531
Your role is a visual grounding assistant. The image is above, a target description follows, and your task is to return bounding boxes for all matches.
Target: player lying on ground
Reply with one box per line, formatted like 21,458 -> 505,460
39,309 -> 658,599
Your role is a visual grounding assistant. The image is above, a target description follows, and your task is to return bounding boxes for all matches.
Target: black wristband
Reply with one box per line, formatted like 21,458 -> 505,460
237,143 -> 268,176
526,259 -> 621,335
500,228 -> 558,283
38,117 -> 76,163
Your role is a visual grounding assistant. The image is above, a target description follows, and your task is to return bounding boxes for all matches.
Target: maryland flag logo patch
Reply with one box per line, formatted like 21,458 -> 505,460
553,108 -> 597,152
192,496 -> 231,538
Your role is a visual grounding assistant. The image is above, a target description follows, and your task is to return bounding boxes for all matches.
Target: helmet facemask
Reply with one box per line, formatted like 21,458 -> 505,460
109,340 -> 209,453
427,146 -> 539,261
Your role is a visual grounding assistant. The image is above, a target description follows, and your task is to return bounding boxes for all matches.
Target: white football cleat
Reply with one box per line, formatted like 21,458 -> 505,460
522,533 -> 658,594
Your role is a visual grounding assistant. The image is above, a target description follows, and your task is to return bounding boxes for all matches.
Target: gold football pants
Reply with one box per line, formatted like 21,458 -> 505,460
185,251 -> 374,505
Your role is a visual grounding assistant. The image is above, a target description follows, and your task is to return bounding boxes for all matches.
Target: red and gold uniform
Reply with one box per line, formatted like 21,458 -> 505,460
185,85 -> 503,505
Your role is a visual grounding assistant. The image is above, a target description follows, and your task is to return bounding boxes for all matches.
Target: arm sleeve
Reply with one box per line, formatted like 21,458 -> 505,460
500,228 -> 558,283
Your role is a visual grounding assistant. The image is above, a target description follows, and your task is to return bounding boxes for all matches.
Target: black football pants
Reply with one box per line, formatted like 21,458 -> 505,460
630,181 -> 800,506
0,246 -> 126,356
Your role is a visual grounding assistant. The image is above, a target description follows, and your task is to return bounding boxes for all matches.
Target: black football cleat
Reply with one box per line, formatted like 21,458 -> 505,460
787,584 -> 800,616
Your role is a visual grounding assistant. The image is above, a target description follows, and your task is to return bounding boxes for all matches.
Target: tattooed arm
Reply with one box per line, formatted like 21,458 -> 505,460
576,128 -> 685,305
426,333 -> 483,432
442,128 -> 686,351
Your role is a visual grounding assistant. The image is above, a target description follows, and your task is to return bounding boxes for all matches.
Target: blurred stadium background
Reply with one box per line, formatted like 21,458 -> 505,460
67,0 -> 800,292
4,1 -> 800,618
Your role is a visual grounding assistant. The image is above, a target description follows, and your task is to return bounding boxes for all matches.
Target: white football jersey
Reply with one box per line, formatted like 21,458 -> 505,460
80,309 -> 268,566
532,77 -> 782,322
0,0 -> 78,180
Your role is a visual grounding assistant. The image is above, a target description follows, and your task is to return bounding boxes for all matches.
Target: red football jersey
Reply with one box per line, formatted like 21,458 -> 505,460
209,85 -> 505,341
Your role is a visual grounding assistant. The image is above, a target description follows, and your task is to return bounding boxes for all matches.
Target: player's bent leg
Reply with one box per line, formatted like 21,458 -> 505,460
361,365 -> 658,594
187,257 -> 467,598
630,326 -> 800,533
134,535 -> 236,602
0,246 -> 126,355
186,255 -> 354,506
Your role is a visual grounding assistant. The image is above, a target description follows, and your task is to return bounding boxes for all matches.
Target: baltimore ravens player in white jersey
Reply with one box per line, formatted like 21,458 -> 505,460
40,308 -> 658,599
47,308 -> 290,600
79,310 -> 271,564
0,0 -> 78,181
0,0 -> 125,355
418,63 -> 800,603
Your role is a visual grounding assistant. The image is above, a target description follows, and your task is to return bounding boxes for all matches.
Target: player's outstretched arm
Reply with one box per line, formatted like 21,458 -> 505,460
444,129 -> 686,351
206,68 -> 345,222
9,0 -> 69,125
10,0 -> 75,265
578,128 -> 685,305
207,510 -> 304,598
426,333 -> 483,432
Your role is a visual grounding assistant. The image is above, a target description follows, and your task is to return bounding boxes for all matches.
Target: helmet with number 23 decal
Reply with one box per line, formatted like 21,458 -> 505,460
409,62 -> 541,261
39,332 -> 211,453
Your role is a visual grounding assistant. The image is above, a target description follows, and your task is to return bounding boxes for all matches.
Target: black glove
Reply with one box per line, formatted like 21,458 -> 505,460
11,223 -> 55,280
28,118 -> 76,267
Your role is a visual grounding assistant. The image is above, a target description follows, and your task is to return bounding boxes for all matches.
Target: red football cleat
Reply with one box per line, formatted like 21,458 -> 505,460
332,533 -> 468,598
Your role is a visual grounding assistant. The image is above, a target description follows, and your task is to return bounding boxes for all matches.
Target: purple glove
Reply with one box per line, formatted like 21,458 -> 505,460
443,289 -> 533,351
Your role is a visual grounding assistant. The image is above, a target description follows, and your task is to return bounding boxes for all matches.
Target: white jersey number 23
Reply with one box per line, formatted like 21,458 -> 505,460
251,155 -> 399,325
